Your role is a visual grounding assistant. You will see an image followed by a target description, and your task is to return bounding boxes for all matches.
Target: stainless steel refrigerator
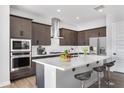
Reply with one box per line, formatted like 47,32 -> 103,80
89,37 -> 106,55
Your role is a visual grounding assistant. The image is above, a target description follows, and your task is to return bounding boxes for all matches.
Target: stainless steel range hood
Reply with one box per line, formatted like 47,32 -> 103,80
51,18 -> 63,39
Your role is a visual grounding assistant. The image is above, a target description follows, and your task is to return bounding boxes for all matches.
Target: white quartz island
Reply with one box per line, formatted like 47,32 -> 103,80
33,55 -> 110,88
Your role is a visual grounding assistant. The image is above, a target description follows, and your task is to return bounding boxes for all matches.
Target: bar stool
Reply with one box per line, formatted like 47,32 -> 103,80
74,70 -> 93,88
104,61 -> 116,87
93,65 -> 106,88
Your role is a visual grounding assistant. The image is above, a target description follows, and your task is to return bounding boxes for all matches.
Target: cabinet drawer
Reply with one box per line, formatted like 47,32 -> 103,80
10,68 -> 34,81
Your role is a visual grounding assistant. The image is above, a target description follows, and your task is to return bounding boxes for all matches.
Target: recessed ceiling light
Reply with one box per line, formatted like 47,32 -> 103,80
94,5 -> 104,12
76,16 -> 79,20
98,9 -> 103,12
57,9 -> 61,12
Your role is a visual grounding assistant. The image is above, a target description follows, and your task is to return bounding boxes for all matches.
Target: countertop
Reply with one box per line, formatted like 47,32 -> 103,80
32,52 -> 79,59
32,54 -> 60,59
32,55 -> 110,71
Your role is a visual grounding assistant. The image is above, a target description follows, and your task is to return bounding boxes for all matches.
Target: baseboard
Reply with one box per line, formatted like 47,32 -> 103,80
0,81 -> 10,87
113,71 -> 124,74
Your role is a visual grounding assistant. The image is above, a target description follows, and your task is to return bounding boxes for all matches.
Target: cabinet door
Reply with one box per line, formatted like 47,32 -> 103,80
78,31 -> 85,45
60,29 -> 77,45
84,31 -> 89,45
10,16 -> 22,38
20,18 -> 32,39
60,29 -> 69,45
85,30 -> 99,45
84,27 -> 106,45
32,23 -> 41,45
71,31 -> 78,45
32,23 -> 51,45
10,16 -> 32,39
98,27 -> 106,37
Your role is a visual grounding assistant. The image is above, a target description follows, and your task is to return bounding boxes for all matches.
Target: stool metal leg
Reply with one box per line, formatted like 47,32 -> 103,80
103,69 -> 108,83
81,81 -> 85,88
107,67 -> 110,87
107,67 -> 115,87
97,72 -> 101,88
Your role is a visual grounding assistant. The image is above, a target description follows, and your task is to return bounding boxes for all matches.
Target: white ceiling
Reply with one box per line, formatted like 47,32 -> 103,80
11,5 -> 124,28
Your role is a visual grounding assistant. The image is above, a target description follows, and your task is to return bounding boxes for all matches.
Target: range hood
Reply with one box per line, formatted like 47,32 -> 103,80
51,18 -> 63,39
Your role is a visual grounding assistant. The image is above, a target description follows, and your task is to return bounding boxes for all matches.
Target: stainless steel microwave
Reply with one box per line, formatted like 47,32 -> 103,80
11,39 -> 31,52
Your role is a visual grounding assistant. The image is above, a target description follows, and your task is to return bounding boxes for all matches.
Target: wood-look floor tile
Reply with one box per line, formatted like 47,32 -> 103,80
2,72 -> 124,88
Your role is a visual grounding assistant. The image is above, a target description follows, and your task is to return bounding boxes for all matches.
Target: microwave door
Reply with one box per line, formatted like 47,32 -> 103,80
13,41 -> 22,49
11,39 -> 31,52
22,41 -> 30,49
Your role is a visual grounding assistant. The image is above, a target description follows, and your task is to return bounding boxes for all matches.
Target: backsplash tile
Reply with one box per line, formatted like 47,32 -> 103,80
32,45 -> 90,57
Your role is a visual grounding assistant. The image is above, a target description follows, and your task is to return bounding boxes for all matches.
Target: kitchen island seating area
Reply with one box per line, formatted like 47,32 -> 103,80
33,55 -> 116,88
74,60 -> 116,88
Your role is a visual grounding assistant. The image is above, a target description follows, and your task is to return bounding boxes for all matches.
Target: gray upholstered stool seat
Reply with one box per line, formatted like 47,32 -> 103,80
104,61 -> 115,67
74,70 -> 93,88
93,66 -> 106,72
75,70 -> 93,81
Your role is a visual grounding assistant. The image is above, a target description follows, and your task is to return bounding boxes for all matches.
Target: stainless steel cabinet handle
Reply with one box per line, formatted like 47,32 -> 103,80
36,40 -> 39,45
20,30 -> 24,36
72,68 -> 76,72
86,64 -> 90,67
96,61 -> 99,64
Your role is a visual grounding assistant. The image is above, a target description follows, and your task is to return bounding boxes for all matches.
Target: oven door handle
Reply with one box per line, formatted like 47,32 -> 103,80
11,55 -> 31,58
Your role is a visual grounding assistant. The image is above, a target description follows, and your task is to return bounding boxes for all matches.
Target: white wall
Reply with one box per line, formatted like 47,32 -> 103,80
77,18 -> 106,31
0,6 -> 10,87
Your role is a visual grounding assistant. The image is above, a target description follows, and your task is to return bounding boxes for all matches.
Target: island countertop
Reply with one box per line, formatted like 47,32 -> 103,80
32,55 -> 110,71
32,52 -> 79,59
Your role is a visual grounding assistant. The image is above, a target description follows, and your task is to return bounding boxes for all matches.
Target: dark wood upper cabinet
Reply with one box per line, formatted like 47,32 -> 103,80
78,27 -> 106,45
98,27 -> 106,37
32,22 -> 51,45
10,15 -> 106,46
78,31 -> 86,45
60,28 -> 78,45
10,15 -> 32,39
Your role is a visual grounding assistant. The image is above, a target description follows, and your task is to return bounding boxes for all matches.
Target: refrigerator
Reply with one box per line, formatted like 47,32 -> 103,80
89,37 -> 106,55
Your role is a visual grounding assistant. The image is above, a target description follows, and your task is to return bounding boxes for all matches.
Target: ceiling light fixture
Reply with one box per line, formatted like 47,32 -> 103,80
94,5 -> 104,12
76,16 -> 79,20
57,9 -> 61,13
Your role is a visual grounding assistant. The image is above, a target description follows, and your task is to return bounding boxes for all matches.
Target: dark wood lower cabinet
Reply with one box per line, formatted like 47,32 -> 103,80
10,62 -> 36,81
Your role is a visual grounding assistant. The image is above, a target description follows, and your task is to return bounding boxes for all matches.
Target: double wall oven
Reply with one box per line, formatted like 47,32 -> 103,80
11,39 -> 31,72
